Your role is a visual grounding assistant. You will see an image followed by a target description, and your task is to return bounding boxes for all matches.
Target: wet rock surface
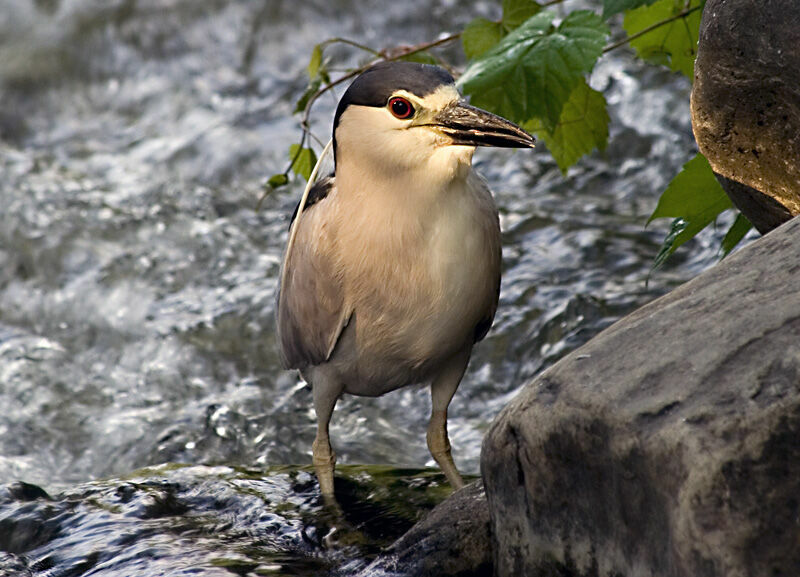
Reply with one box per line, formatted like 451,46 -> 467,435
0,465 -> 453,577
360,481 -> 492,577
483,217 -> 800,577
692,0 -> 800,230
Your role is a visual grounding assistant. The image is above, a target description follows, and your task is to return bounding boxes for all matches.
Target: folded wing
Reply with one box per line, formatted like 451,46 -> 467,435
276,177 -> 351,369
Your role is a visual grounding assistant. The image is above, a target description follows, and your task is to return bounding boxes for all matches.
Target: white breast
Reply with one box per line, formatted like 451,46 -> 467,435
331,164 -> 501,394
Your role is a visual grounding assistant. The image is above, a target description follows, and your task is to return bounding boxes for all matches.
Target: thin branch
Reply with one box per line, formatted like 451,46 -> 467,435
256,0 -> 712,215
322,37 -> 383,57
603,4 -> 703,53
388,31 -> 462,58
276,0 -> 702,193
307,130 -> 327,148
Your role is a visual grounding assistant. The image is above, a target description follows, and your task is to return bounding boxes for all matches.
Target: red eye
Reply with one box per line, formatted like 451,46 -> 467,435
388,97 -> 414,119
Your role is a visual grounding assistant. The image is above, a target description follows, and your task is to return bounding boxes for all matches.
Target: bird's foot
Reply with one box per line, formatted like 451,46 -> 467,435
431,449 -> 465,490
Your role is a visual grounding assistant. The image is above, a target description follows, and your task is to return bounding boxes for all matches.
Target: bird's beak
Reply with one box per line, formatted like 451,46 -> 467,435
433,101 -> 535,149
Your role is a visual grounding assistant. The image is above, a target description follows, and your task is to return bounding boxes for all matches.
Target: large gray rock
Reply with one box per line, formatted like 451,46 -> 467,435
482,216 -> 800,577
692,0 -> 800,232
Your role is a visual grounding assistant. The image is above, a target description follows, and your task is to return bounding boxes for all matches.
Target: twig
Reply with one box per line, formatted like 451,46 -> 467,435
279,0 -> 702,188
322,37 -> 384,58
603,4 -> 703,53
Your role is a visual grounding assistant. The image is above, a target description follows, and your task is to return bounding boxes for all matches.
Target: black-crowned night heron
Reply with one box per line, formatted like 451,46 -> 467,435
277,61 -> 535,496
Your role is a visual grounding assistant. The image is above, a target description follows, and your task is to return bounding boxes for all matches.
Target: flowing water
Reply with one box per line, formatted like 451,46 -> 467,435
0,0 -> 750,575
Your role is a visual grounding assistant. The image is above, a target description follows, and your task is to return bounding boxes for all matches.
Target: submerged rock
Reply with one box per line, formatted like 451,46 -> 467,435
482,216 -> 800,576
0,464 -> 452,577
692,0 -> 800,231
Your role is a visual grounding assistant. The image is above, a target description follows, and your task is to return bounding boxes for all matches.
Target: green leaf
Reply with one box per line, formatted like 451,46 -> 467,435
649,152 -> 732,260
721,212 -> 753,257
266,173 -> 289,189
294,77 -> 322,114
651,217 -> 689,271
648,153 -> 730,223
623,0 -> 704,78
459,10 -> 609,132
603,0 -> 660,17
502,0 -> 542,29
307,44 -> 323,79
526,79 -> 609,173
288,145 -> 318,181
462,17 -> 505,60
399,51 -> 439,65
462,3 -> 542,61
319,67 -> 331,84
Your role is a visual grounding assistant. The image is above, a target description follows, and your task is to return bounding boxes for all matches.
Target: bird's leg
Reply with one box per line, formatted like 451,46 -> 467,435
427,409 -> 463,489
427,347 -> 471,490
311,373 -> 342,496
312,432 -> 336,497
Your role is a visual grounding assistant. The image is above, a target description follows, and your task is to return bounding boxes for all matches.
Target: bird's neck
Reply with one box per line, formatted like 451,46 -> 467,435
335,145 -> 475,205
332,151 -> 484,268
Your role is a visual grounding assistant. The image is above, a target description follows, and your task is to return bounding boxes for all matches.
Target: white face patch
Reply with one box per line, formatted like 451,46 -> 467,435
387,85 -> 461,125
335,83 -> 472,181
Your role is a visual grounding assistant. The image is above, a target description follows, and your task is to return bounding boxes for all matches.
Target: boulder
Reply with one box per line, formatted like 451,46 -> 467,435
715,175 -> 792,235
482,216 -> 800,577
359,481 -> 492,577
692,0 -> 800,232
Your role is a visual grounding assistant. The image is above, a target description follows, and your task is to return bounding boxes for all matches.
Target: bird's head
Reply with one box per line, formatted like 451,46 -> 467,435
332,61 -> 535,180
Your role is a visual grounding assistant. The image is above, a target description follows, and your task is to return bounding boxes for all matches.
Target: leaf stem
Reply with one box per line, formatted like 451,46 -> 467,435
603,4 -> 703,53
383,32 -> 462,60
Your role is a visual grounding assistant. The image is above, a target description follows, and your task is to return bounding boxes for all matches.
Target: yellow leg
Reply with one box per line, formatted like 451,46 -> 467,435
427,347 -> 471,490
312,434 -> 336,496
427,409 -> 464,489
309,369 -> 342,496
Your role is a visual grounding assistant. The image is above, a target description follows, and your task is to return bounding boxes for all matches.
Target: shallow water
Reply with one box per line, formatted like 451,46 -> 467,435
0,0 -> 749,574
0,464 -> 455,576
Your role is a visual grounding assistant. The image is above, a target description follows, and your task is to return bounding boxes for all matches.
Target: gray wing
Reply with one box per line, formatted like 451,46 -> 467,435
472,175 -> 502,344
474,276 -> 500,343
276,177 -> 351,369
